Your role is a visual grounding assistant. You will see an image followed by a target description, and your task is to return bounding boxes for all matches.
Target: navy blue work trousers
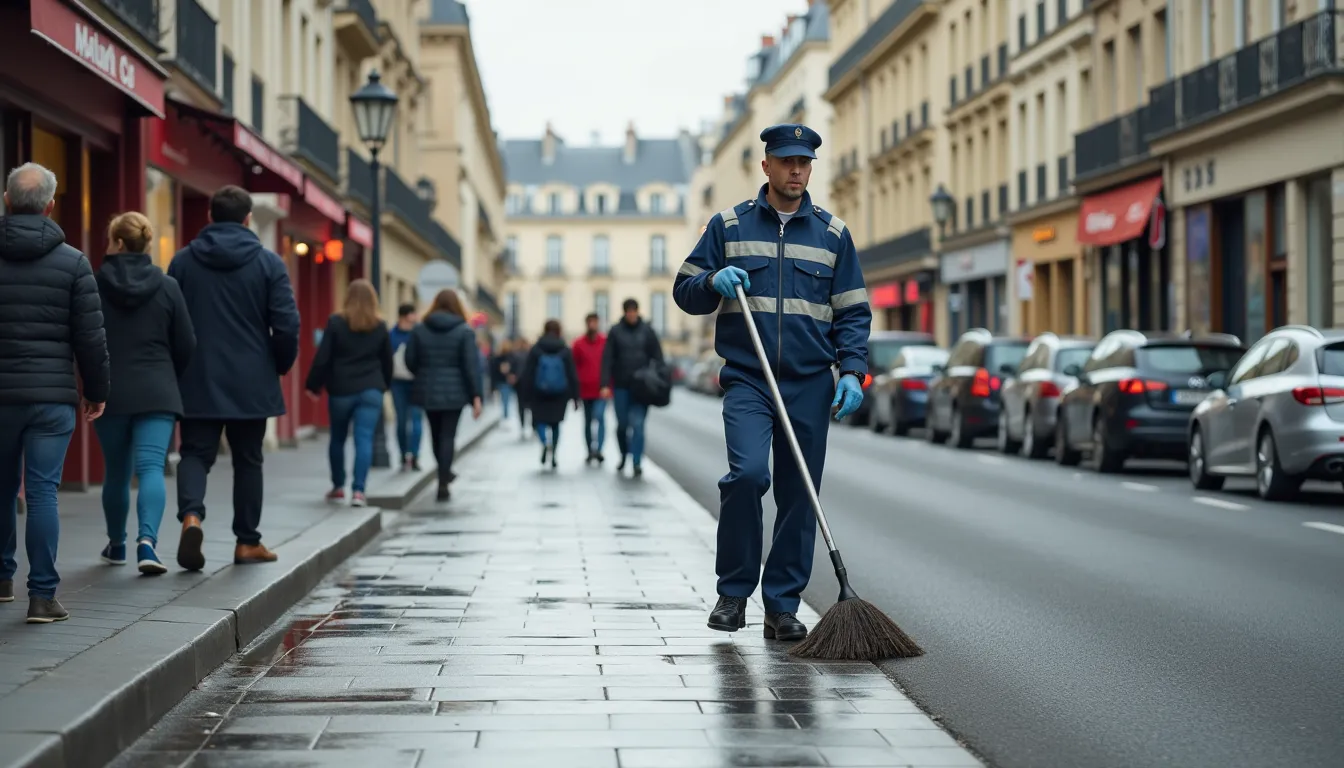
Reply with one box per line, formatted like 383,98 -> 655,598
716,365 -> 831,614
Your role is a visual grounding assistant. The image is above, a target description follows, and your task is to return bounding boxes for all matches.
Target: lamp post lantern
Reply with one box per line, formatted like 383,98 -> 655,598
929,184 -> 955,233
351,69 -> 400,469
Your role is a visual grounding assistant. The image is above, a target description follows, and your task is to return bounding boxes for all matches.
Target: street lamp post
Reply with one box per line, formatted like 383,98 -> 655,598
929,184 -> 955,235
351,70 -> 400,469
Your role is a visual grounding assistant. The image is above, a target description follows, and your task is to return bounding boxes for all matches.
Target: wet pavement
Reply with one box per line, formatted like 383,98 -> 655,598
110,416 -> 982,768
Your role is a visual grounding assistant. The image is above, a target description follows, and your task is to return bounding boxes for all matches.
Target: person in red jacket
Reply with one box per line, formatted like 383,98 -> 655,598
571,312 -> 607,465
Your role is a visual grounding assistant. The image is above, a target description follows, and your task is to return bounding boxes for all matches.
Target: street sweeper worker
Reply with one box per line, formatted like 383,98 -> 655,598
672,123 -> 871,643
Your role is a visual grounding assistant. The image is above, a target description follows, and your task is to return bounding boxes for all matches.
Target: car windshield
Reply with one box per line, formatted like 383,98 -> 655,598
900,347 -> 949,368
870,340 -> 934,371
1138,345 -> 1244,375
1319,344 -> 1344,376
1055,347 -> 1094,373
986,343 -> 1029,373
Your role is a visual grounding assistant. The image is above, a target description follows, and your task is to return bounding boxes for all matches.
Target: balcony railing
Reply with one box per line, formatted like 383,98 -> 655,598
278,96 -> 341,181
430,220 -> 462,271
103,0 -> 160,44
1147,10 -> 1340,139
1073,105 -> 1150,180
858,227 -> 931,272
476,285 -> 503,319
828,0 -> 925,88
345,149 -> 374,207
175,0 -> 217,91
385,168 -> 438,247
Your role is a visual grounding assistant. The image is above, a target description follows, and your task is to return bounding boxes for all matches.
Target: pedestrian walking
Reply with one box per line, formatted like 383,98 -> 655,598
671,124 -> 870,642
169,185 -> 301,572
489,340 -> 516,422
508,339 -> 531,435
599,298 -> 664,477
305,279 -> 394,508
520,319 -> 580,470
93,212 -> 195,576
404,289 -> 483,502
388,303 -> 424,471
0,162 -> 109,623
571,312 -> 607,464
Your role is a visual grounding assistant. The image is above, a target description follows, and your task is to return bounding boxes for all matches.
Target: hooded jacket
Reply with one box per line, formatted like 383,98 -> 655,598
404,312 -> 481,411
521,334 -> 580,425
168,222 -> 301,419
0,214 -> 109,406
571,331 -> 606,400
96,253 -> 196,418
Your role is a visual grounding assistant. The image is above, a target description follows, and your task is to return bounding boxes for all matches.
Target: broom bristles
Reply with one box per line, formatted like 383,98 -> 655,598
787,598 -> 924,661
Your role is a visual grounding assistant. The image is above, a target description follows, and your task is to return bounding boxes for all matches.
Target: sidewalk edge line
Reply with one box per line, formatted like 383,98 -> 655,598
365,413 -> 501,510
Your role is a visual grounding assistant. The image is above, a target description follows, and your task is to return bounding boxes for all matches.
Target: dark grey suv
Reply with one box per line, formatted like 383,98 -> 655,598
926,329 -> 1031,449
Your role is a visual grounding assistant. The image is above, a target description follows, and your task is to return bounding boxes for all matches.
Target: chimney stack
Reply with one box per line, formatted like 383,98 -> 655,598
761,35 -> 775,48
623,121 -> 637,164
542,122 -> 557,165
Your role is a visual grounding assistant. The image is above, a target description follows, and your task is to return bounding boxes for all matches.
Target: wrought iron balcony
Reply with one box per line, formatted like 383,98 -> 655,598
278,96 -> 340,182
385,167 -> 439,248
334,0 -> 381,59
430,220 -> 462,271
103,0 -> 160,44
174,0 -> 217,92
476,285 -> 503,319
345,149 -> 374,208
1073,106 -> 1150,181
1147,10 -> 1340,140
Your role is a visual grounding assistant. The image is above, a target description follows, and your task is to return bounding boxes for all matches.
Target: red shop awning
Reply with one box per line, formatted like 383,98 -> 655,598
1077,176 -> 1163,247
27,0 -> 168,117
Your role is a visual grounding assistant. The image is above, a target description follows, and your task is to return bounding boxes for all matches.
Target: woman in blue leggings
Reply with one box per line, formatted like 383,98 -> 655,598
93,212 -> 196,574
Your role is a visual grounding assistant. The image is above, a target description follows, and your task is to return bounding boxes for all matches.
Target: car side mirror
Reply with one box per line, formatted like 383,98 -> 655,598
1207,370 -> 1228,391
1062,363 -> 1082,378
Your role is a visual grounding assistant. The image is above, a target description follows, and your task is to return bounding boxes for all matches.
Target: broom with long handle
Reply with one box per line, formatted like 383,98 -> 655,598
732,283 -> 923,660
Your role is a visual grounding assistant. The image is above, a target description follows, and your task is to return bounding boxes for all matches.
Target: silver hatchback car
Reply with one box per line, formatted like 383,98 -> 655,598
997,333 -> 1095,459
1189,325 -> 1344,500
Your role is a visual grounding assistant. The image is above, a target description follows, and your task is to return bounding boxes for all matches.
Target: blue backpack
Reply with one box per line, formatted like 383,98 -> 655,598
534,352 -> 567,396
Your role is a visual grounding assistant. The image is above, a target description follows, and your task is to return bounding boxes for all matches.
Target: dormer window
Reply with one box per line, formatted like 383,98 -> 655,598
548,192 -> 562,215
595,194 -> 607,214
650,193 -> 664,214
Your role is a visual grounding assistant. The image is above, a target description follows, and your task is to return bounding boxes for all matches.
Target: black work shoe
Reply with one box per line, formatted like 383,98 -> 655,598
764,612 -> 808,641
617,455 -> 627,472
26,597 -> 69,624
707,595 -> 748,632
0,579 -> 12,602
436,484 -> 450,502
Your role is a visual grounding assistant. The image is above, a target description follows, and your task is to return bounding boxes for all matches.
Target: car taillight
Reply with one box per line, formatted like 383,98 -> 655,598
901,378 -> 927,391
1292,386 -> 1344,405
1038,381 -> 1061,398
971,368 -> 999,398
1118,378 -> 1168,395
862,374 -> 873,390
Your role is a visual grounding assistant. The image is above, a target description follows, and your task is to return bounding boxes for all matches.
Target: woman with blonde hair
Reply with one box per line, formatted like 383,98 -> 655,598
305,279 -> 393,506
405,288 -> 483,501
93,212 -> 196,574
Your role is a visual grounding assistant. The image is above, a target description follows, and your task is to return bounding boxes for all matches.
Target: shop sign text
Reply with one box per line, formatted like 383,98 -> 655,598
1182,159 -> 1217,194
74,23 -> 136,91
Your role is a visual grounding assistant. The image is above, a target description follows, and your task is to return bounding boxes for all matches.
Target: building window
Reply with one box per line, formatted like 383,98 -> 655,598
506,193 -> 523,214
591,235 -> 610,273
649,235 -> 667,273
545,235 -> 563,273
651,292 -> 667,336
546,291 -> 563,323
506,291 -> 520,337
595,194 -> 607,214
505,236 -> 518,269
650,193 -> 664,214
548,192 -> 562,215
595,291 -> 610,327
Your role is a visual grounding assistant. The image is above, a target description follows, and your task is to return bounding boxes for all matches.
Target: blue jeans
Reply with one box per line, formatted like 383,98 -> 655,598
329,389 -> 383,492
94,413 -> 176,548
0,404 -> 76,599
497,383 -> 514,418
389,380 -> 423,460
582,398 -> 606,452
535,422 -> 560,446
613,388 -> 649,465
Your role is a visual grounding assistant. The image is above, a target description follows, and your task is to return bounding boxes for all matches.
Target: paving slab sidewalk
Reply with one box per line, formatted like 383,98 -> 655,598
111,409 -> 983,768
0,405 -> 499,768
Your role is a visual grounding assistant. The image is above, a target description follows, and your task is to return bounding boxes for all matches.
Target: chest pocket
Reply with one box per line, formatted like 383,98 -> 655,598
727,255 -> 775,298
791,259 -> 834,309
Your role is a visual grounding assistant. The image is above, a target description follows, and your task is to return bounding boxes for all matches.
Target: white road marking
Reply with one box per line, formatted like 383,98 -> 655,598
1192,496 -> 1249,511
1121,482 -> 1158,492
977,455 -> 1006,465
1303,521 -> 1344,536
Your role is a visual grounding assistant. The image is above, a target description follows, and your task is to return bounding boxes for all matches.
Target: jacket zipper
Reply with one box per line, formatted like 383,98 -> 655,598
776,220 -> 785,375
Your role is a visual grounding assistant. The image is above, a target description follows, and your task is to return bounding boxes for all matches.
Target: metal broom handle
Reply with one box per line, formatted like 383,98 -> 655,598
732,283 -> 839,554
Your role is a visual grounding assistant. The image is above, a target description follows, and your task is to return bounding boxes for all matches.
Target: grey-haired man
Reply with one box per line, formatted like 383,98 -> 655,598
0,162 -> 110,623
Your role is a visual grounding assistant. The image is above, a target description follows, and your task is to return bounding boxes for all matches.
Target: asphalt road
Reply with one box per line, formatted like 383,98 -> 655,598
645,387 -> 1344,768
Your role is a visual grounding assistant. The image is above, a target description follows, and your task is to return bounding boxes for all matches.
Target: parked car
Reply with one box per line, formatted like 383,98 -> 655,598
1188,325 -> 1344,500
670,356 -> 697,387
926,329 -> 1031,449
687,350 -> 726,396
1055,330 -> 1245,472
997,333 -> 1095,459
870,346 -> 950,435
847,330 -> 937,427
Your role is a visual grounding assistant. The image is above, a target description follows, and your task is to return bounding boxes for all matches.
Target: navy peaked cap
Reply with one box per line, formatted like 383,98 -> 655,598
759,124 -> 822,159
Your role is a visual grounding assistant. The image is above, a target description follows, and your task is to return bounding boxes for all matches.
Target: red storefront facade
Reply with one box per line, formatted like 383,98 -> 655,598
0,0 -> 168,488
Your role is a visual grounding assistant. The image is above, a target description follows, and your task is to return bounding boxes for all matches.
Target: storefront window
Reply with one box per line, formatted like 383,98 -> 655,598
1186,207 -> 1212,336
1306,175 -> 1334,328
146,168 -> 178,270
31,127 -> 68,227
1103,246 -> 1123,332
1244,191 -> 1267,345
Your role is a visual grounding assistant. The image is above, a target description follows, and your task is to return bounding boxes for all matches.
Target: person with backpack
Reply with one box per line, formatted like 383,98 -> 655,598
520,319 -> 579,469
404,289 -> 482,502
599,298 -> 664,478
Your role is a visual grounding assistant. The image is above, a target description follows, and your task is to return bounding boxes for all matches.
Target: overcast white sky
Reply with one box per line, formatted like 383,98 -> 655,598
465,0 -> 808,143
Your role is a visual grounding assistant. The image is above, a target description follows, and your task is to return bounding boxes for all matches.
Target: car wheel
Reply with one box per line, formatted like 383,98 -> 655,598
1023,408 -> 1048,460
1055,412 -> 1081,466
1188,426 -> 1225,491
997,411 -> 1021,455
951,407 -> 974,449
1255,429 -> 1299,501
1092,417 -> 1126,474
925,409 -> 948,444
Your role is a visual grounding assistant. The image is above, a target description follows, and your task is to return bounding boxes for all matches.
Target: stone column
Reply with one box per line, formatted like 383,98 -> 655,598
1333,168 -> 1344,325
1285,177 -> 1308,324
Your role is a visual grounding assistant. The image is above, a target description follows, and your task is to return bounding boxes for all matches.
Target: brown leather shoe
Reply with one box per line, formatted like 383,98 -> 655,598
177,515 -> 205,572
234,543 -> 278,564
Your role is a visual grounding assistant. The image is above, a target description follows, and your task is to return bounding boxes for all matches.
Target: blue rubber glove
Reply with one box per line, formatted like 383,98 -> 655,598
711,266 -> 750,299
832,375 -> 863,420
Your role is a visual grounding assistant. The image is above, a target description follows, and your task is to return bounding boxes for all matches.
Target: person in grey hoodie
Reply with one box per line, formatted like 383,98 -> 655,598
405,289 -> 482,502
168,185 -> 300,572
93,212 -> 195,575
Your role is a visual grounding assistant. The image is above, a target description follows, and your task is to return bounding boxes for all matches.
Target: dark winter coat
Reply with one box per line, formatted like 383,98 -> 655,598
521,334 -> 579,425
404,312 -> 481,412
168,222 -> 301,419
600,317 -> 663,390
305,315 -> 394,397
96,252 -> 195,418
0,215 -> 109,406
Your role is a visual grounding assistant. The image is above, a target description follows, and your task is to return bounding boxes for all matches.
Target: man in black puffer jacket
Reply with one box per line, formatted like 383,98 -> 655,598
599,298 -> 664,477
169,185 -> 300,573
0,162 -> 110,624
